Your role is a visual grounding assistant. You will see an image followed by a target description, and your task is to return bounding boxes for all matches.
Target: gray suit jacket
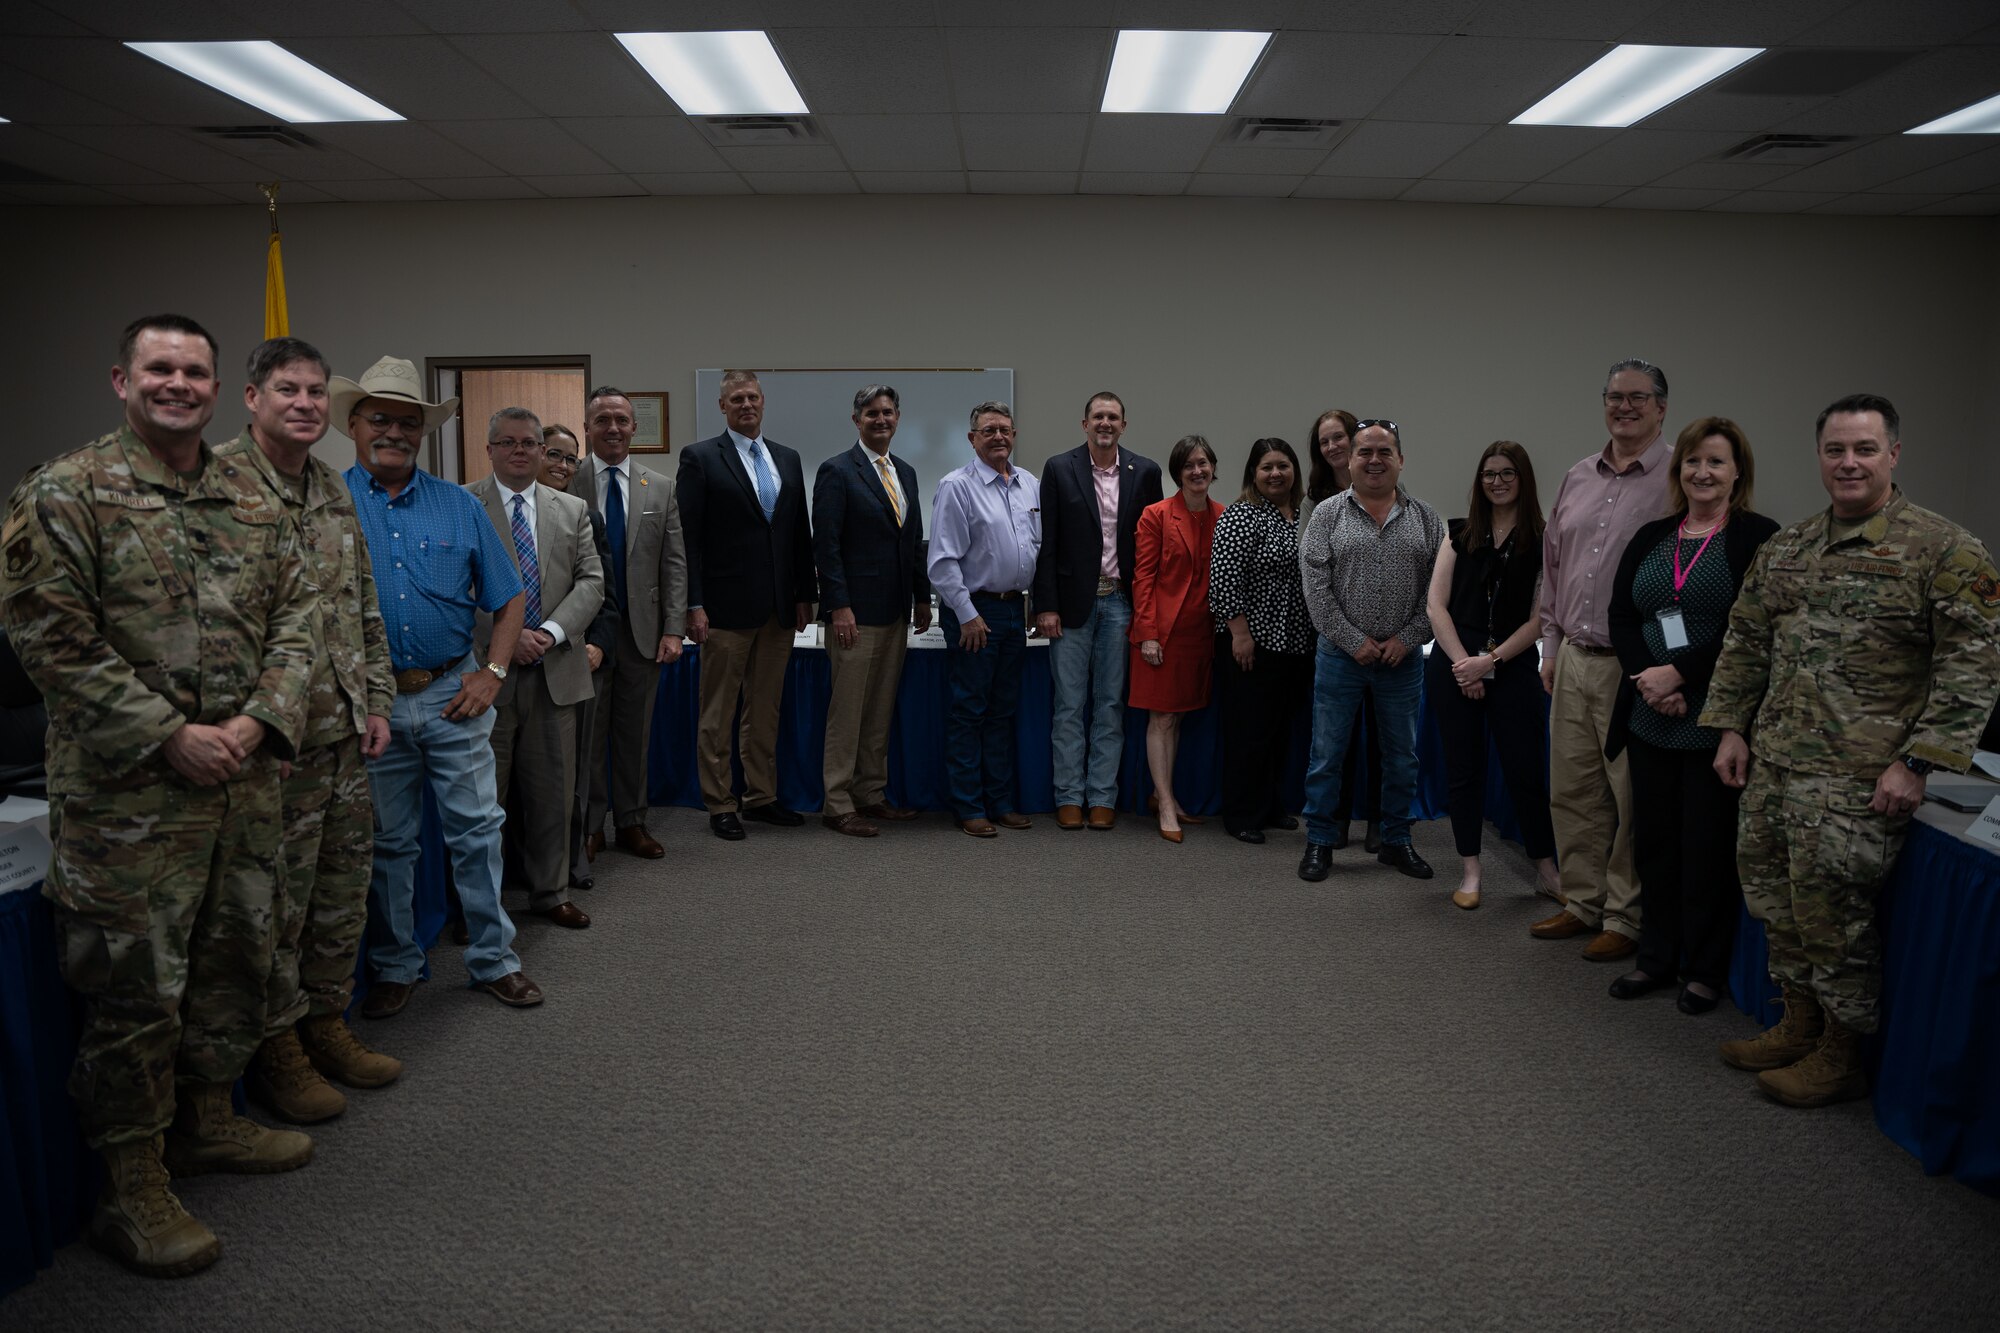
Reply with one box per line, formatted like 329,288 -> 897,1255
572,455 -> 688,657
468,477 -> 605,708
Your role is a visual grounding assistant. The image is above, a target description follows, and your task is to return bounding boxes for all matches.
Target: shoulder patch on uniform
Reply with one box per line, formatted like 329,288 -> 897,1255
1970,572 -> 2000,610
3,514 -> 40,580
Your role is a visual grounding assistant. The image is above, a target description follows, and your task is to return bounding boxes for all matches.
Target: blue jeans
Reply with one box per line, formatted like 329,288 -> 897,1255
1048,589 -> 1131,808
941,595 -> 1026,821
1304,641 -> 1423,847
366,656 -> 522,985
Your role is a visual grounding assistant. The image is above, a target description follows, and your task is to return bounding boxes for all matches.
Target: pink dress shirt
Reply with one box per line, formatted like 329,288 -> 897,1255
1092,455 -> 1121,581
1538,435 -> 1673,653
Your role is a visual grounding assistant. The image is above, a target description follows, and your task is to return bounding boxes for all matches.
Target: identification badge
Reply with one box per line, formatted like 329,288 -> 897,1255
1657,607 -> 1688,651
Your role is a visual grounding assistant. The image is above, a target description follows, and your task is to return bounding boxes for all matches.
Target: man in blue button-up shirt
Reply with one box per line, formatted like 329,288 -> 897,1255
927,400 -> 1042,836
331,355 -> 542,1014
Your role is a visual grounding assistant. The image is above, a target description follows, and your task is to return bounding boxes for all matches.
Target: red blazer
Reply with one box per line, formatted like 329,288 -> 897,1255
1129,497 -> 1213,649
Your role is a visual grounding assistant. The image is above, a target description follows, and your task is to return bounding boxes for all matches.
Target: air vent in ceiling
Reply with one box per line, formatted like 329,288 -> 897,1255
696,115 -> 822,147
194,125 -> 328,154
1228,117 -> 1343,149
1716,134 -> 1861,165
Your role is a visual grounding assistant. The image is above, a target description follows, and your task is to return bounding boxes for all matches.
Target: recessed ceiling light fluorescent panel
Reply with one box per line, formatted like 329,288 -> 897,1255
1102,30 -> 1272,114
616,31 -> 808,115
1907,91 -> 2000,134
126,41 -> 401,122
1513,45 -> 1762,128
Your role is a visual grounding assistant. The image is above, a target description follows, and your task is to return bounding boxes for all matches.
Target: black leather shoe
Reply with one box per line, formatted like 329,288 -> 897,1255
1329,822 -> 1350,850
1376,843 -> 1434,879
1266,814 -> 1299,831
742,802 -> 804,827
1363,821 -> 1383,854
710,812 -> 746,841
1298,842 -> 1333,882
1230,827 -> 1266,845
1677,984 -> 1720,1015
1609,971 -> 1673,1000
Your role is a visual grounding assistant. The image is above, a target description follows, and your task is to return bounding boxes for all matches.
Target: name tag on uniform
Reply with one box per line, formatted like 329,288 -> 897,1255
1657,607 -> 1689,651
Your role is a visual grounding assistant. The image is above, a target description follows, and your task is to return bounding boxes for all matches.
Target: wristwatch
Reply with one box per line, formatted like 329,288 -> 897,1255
1900,755 -> 1934,777
484,661 -> 508,682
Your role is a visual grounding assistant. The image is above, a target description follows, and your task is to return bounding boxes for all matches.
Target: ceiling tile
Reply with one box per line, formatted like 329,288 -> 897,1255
1701,189 -> 1846,212
286,36 -> 524,121
422,177 -> 544,200
1541,130 -> 1748,186
395,0 -> 598,32
765,0 -> 936,23
1199,141 -> 1343,175
520,173 -> 646,197
1083,115 -> 1225,172
1431,125 -> 1612,181
742,170 -> 859,193
1185,172 -> 1304,196
1640,92 -> 1836,134
958,114 -> 1089,172
1315,121 -> 1485,177
1807,192 -> 1958,214
0,4 -> 93,36
216,0 -> 428,38
1399,178 -> 1521,203
7,37 -> 282,124
300,178 -> 443,202
968,171 -> 1079,192
1503,182 -> 1627,207
1233,31 -> 1444,120
1880,143 -> 2000,194
1604,186 -> 1740,209
1791,0 -> 2000,45
947,29 -> 1112,114
1772,135 -> 1986,191
1777,48 -> 2000,135
572,0 -> 774,25
34,0 -> 257,40
818,115 -> 962,171
632,171 -> 754,195
206,180 -> 340,205
556,117 -> 729,173
1621,0 -> 1849,45
1281,0 -> 1484,35
775,27 -> 953,115
1113,0 -> 1292,26
1370,36 -> 1610,123
108,182 -> 238,205
1648,159 -> 1807,190
856,170 -> 968,193
0,67 -> 139,125
37,125 -> 271,183
1292,176 -> 1413,199
939,1 -> 1116,23
0,181 -> 135,204
1905,196 -> 2000,216
0,124 -> 171,184
308,123 -> 507,178
1458,0 -> 1667,40
1078,171 -> 1191,194
453,34 -> 670,118
718,144 -> 849,172
430,120 -> 615,175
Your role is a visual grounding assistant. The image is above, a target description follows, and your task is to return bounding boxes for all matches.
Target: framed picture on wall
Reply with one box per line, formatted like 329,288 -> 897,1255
628,391 -> 669,452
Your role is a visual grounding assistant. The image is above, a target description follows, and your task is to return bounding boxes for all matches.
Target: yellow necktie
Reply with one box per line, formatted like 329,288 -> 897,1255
877,456 -> 903,526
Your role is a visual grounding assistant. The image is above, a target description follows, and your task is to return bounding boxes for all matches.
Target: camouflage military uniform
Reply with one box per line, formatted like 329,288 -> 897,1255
216,433 -> 393,1031
0,427 -> 314,1147
1701,488 -> 2000,1031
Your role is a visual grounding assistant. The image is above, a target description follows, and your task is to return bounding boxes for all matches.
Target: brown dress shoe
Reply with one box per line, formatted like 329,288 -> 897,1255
822,812 -> 880,838
1582,930 -> 1637,962
1087,806 -> 1116,830
1055,804 -> 1085,830
584,831 -> 603,862
477,972 -> 545,1007
996,811 -> 1032,830
360,980 -> 414,1020
1529,910 -> 1593,940
615,825 -> 665,859
534,902 -> 591,929
860,802 -> 920,822
959,818 -> 998,838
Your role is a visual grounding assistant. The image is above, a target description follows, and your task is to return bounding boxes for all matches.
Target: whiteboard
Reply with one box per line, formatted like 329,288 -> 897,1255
693,368 -> 1015,532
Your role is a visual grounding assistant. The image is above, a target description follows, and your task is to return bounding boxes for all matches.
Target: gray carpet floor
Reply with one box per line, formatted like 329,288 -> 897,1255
8,810 -> 1999,1332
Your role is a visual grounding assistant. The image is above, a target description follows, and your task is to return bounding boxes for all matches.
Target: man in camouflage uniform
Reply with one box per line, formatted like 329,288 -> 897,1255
1703,393 -> 2000,1108
0,314 -> 319,1277
217,337 -> 402,1125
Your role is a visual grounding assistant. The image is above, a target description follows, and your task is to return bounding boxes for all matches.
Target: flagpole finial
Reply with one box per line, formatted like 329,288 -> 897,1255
260,181 -> 280,232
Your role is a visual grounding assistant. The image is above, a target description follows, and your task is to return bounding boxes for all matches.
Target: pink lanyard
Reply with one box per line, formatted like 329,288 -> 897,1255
1670,518 -> 1722,601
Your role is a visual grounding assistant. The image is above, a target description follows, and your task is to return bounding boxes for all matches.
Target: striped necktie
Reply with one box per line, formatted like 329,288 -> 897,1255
510,494 -> 543,626
876,455 -> 903,526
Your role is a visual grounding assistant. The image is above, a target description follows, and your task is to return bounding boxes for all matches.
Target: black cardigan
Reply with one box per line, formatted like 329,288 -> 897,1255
1604,509 -> 1779,760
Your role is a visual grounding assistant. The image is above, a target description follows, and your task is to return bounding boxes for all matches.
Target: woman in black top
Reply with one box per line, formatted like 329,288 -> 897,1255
1605,416 -> 1778,1015
1423,441 -> 1561,910
1303,408 -> 1382,851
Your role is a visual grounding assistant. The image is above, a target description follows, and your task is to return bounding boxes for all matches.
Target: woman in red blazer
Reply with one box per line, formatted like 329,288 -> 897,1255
1129,435 -> 1221,842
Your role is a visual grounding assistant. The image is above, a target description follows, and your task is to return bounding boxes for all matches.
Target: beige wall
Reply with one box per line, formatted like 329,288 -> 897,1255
3,194 -> 1993,548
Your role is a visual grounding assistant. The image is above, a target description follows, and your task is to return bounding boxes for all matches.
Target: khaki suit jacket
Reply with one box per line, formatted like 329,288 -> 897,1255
468,477 -> 604,708
572,456 -> 688,656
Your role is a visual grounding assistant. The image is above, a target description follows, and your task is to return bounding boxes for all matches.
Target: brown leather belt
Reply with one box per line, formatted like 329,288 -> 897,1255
1567,642 -> 1616,657
394,661 -> 459,694
972,589 -> 1023,602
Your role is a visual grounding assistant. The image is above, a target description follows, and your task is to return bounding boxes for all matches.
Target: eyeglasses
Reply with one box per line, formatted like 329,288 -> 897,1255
1480,468 -> 1519,483
542,449 -> 578,467
1603,392 -> 1657,408
974,425 -> 1015,439
490,438 -> 542,453
360,411 -> 424,434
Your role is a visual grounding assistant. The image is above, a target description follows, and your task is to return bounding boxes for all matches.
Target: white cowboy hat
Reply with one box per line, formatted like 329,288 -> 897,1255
329,355 -> 459,437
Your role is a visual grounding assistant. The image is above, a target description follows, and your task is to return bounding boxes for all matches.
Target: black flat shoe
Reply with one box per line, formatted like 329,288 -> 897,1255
1677,985 -> 1720,1015
1608,971 -> 1673,1000
1265,814 -> 1299,831
1363,821 -> 1382,855
1328,822 -> 1350,850
1230,827 -> 1265,845
742,803 -> 804,827
1298,842 -> 1332,882
1376,843 -> 1433,879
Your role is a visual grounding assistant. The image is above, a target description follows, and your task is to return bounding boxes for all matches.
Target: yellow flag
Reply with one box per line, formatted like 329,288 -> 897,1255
264,229 -> 289,338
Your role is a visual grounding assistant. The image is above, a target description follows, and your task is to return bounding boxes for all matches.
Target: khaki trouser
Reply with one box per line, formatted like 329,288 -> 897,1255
1548,641 -> 1640,938
822,623 -> 909,817
697,614 -> 794,813
491,669 -> 578,912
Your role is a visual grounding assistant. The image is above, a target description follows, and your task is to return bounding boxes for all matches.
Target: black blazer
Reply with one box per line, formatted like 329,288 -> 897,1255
584,507 -> 620,656
1030,444 -> 1164,627
1606,509 -> 1779,759
676,431 -> 817,632
812,443 -> 928,627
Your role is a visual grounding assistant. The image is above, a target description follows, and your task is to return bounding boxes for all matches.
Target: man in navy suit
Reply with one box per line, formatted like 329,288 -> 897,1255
1031,392 -> 1164,830
678,370 -> 816,841
813,385 -> 932,836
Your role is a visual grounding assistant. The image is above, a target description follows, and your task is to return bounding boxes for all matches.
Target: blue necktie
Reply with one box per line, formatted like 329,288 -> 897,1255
605,465 -> 628,609
750,440 -> 777,522
510,494 -> 543,626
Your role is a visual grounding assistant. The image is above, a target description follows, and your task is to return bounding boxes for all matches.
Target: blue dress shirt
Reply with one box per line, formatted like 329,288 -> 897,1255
927,459 -> 1041,623
345,464 -> 523,670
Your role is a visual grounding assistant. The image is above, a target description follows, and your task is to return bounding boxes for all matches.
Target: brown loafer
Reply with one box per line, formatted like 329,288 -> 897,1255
615,825 -> 665,859
1055,804 -> 1084,830
477,972 -> 545,1007
959,818 -> 997,838
1087,806 -> 1116,830
822,812 -> 880,838
996,811 -> 1032,830
584,831 -> 603,862
1529,910 -> 1593,940
533,902 -> 591,929
860,802 -> 920,822
360,980 -> 414,1021
1582,930 -> 1637,962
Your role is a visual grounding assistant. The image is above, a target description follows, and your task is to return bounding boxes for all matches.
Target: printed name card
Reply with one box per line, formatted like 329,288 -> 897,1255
1972,796 -> 2000,856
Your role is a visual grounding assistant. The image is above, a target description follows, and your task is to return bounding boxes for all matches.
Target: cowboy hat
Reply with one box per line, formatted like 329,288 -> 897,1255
329,355 -> 459,437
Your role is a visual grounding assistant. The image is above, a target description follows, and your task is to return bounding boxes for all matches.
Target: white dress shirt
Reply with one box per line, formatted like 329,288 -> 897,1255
499,477 -> 565,644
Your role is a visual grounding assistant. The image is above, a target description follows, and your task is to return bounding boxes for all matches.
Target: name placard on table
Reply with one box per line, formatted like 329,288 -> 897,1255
0,794 -> 51,898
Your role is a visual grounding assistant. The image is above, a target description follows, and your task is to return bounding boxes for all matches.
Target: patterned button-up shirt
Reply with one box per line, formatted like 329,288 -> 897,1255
1299,486 -> 1445,655
1209,497 -> 1313,654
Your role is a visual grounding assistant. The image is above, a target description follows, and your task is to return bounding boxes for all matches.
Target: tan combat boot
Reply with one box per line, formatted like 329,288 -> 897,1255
1718,985 -> 1824,1071
163,1082 -> 315,1176
297,1012 -> 404,1089
89,1135 -> 222,1278
247,1029 -> 347,1124
1757,1014 -> 1870,1108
